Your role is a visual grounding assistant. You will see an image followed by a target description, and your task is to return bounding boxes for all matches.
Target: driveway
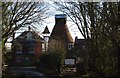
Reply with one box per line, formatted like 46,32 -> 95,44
6,67 -> 48,78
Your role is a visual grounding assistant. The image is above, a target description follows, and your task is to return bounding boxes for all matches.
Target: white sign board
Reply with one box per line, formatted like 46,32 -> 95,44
65,59 -> 75,65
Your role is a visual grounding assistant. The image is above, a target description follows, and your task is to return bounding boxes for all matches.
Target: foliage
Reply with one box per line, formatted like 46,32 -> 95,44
2,2 -> 49,49
39,51 -> 62,71
89,2 -> 120,77
37,41 -> 67,74
54,1 -> 120,77
54,2 -> 91,39
2,2 -> 49,69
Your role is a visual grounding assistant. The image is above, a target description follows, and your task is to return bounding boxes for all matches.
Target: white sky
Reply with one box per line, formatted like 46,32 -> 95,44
39,1 -> 84,41
42,15 -> 84,41
10,1 -> 85,45
15,1 -> 84,41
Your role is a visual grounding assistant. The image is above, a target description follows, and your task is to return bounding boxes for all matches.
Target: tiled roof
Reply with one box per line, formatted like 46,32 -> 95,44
15,31 -> 44,43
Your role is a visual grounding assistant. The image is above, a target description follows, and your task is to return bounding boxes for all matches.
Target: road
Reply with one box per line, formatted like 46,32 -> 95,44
5,66 -> 47,78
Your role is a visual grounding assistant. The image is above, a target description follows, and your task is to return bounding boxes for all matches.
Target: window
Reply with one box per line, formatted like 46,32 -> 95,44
42,43 -> 45,51
83,45 -> 85,49
16,44 -> 22,54
16,56 -> 22,63
44,36 -> 49,42
29,51 -> 34,54
28,46 -> 34,54
16,51 -> 22,54
68,43 -> 73,50
24,42 -> 35,54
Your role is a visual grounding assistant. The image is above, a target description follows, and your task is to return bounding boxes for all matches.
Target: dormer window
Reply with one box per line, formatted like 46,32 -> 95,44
26,32 -> 32,39
68,43 -> 73,50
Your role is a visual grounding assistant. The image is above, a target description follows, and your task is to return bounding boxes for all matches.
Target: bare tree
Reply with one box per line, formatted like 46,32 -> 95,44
54,1 -> 120,77
2,2 -> 49,48
54,2 -> 91,39
53,2 -> 93,75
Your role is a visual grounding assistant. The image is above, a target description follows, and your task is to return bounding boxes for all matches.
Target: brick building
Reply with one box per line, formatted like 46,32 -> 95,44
11,14 -> 75,66
11,28 -> 44,66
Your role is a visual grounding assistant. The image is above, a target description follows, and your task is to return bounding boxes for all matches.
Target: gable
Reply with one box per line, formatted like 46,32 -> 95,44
26,32 -> 33,39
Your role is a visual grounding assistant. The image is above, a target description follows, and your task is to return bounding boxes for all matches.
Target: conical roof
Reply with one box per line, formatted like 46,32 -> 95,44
42,26 -> 50,34
49,14 -> 73,43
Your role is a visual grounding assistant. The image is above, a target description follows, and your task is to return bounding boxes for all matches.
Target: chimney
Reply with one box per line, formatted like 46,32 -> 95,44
28,26 -> 31,31
55,14 -> 67,25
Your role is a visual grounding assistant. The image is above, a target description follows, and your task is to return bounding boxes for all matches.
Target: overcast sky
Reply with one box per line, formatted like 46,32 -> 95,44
41,1 -> 84,40
15,1 -> 84,41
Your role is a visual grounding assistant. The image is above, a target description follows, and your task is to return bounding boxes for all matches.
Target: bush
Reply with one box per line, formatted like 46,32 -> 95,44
37,51 -> 63,74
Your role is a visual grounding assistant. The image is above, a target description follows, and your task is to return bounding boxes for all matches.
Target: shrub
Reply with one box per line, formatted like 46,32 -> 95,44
37,50 -> 65,74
